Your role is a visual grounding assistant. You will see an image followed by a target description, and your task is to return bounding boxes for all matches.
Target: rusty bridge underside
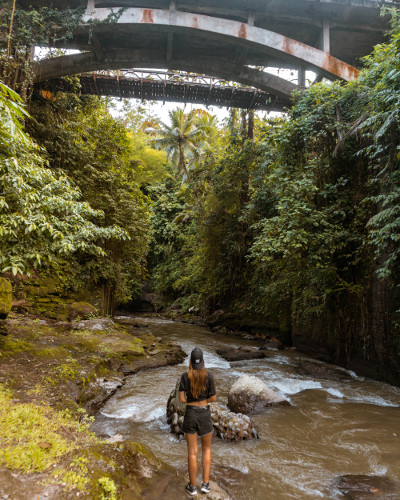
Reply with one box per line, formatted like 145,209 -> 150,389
35,70 -> 290,111
26,0 -> 400,107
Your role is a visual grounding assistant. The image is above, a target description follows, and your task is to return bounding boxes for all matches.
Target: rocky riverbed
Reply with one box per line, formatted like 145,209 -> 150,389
0,314 -> 188,499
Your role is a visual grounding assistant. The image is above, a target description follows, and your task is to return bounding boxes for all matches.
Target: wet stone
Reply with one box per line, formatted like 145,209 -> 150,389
331,474 -> 400,499
228,374 -> 289,414
295,359 -> 352,381
216,346 -> 266,361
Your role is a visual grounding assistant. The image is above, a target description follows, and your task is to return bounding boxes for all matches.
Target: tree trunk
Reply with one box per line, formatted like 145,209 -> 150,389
247,110 -> 254,140
179,142 -> 191,182
102,284 -> 114,316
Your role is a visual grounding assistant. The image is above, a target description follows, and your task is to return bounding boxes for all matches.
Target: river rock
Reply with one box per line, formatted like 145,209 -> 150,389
68,301 -> 97,321
0,278 -> 12,319
81,376 -> 124,414
209,402 -> 259,441
166,378 -> 192,436
295,360 -> 352,381
166,377 -> 259,440
264,336 -> 285,350
330,474 -> 400,499
114,316 -> 149,328
72,318 -> 115,331
217,346 -> 266,361
227,374 -> 289,414
196,480 -> 232,500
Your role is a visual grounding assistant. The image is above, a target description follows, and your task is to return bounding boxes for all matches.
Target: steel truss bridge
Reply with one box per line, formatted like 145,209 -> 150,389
28,0 -> 400,109
35,69 -> 290,111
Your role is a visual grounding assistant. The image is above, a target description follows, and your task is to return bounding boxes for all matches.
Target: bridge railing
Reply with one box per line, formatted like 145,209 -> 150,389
82,69 -> 252,89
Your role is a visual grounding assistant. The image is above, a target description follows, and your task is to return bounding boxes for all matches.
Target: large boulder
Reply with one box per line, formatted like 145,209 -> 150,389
227,374 -> 289,414
0,278 -> 12,319
217,346 -> 266,361
68,301 -> 97,321
166,378 -> 259,441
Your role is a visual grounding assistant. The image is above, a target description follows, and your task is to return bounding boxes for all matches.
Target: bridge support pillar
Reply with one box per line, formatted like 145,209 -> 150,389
248,10 -> 255,26
86,0 -> 95,14
322,19 -> 330,54
298,67 -> 306,88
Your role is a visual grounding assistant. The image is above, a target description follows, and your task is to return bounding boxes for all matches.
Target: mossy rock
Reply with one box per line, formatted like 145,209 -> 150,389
29,299 -> 70,321
0,278 -> 12,319
69,302 -> 97,321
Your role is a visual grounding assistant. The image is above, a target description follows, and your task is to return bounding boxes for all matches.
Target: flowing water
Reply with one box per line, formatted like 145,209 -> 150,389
93,316 -> 400,499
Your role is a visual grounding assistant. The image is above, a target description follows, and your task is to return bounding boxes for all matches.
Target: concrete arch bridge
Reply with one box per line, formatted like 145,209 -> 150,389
31,0 -> 399,108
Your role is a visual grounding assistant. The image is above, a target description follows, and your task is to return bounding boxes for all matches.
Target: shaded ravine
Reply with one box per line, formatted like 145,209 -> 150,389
93,316 -> 400,499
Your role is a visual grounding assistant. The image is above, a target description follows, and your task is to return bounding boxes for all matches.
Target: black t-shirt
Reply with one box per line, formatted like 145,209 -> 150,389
179,370 -> 216,403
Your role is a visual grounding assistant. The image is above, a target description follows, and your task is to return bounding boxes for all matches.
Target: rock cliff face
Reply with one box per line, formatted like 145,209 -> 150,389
291,279 -> 400,386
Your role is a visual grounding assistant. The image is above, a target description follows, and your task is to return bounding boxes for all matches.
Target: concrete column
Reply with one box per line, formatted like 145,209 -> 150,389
322,19 -> 330,54
169,1 -> 177,23
86,0 -> 95,14
298,67 -> 306,88
248,10 -> 255,27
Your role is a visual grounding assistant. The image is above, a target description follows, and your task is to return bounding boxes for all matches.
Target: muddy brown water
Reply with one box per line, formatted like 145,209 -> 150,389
93,316 -> 400,499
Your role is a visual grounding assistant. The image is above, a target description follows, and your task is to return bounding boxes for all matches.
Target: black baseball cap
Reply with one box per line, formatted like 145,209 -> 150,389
190,347 -> 204,370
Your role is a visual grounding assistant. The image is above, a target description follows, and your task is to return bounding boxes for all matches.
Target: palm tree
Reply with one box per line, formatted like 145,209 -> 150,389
153,108 -> 207,182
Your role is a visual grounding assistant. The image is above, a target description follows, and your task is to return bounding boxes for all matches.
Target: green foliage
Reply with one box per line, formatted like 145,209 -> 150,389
356,10 -> 400,279
149,11 -> 400,337
97,476 -> 117,500
27,94 -> 163,309
249,82 -> 370,317
0,82 -> 125,276
150,126 -> 262,312
152,108 -> 212,182
0,384 -> 95,473
0,3 -> 85,92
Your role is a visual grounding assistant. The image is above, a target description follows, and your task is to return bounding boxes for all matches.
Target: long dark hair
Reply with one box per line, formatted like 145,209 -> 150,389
188,362 -> 207,399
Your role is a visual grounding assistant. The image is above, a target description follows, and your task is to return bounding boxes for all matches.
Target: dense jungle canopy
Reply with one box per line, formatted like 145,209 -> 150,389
0,4 -> 399,382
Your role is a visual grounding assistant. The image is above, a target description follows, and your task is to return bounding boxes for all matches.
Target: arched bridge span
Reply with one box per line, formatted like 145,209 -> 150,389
33,0 -> 396,102
36,70 -> 290,111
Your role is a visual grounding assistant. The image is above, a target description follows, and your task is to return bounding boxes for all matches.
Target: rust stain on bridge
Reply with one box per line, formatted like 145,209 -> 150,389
192,16 -> 199,29
282,36 -> 359,81
238,23 -> 247,39
325,55 -> 359,81
141,9 -> 154,23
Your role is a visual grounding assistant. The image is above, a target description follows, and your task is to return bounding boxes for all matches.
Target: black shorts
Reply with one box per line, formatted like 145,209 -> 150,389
182,406 -> 213,436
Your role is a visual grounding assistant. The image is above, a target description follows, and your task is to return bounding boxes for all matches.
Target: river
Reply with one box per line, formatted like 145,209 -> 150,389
93,316 -> 400,499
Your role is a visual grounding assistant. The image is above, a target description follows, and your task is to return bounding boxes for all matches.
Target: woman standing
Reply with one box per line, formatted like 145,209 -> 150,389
179,347 -> 216,496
